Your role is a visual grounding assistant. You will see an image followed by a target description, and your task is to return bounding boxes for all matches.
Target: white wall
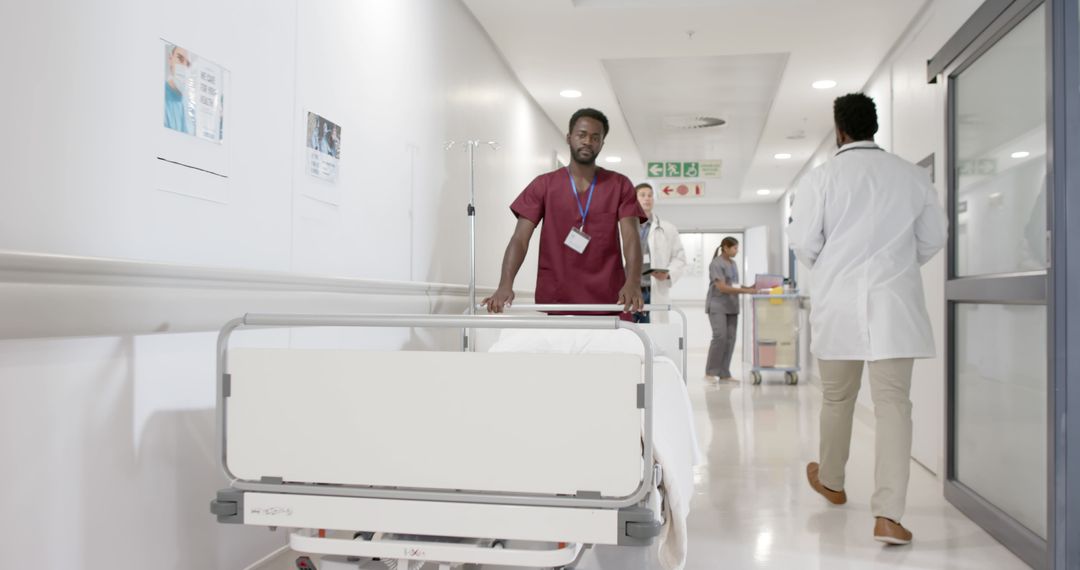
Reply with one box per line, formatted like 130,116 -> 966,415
657,203 -> 784,361
743,226 -> 770,283
658,202 -> 785,275
786,0 -> 985,477
0,1 -> 563,568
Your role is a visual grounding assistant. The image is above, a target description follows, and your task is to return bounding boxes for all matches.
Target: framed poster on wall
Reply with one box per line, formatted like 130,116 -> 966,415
305,112 -> 341,183
156,39 -> 231,201
163,42 -> 225,143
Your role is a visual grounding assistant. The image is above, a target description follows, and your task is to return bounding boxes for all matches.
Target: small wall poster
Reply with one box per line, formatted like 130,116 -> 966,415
306,112 -> 341,182
163,42 -> 225,143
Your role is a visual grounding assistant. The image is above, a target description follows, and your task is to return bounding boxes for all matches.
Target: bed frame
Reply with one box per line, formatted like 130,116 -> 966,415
210,312 -> 662,569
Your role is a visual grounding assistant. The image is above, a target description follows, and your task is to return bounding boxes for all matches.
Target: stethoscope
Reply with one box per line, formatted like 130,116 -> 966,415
835,144 -> 884,157
645,214 -> 668,237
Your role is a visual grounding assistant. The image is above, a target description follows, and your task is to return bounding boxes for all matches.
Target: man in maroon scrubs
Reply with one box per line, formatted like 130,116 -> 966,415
482,108 -> 646,318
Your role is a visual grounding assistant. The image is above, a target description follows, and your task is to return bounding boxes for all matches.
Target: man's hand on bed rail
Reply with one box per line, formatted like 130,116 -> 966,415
619,281 -> 645,313
482,287 -> 516,313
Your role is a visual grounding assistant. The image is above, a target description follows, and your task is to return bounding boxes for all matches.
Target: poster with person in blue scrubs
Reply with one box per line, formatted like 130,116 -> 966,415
164,42 -> 225,143
305,111 -> 341,182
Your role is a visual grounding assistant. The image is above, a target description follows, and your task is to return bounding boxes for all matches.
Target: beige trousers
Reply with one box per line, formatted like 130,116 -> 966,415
818,358 -> 914,522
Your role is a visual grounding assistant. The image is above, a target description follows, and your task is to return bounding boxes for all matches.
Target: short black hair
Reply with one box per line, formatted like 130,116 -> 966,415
569,108 -> 610,137
635,183 -> 653,192
833,93 -> 878,141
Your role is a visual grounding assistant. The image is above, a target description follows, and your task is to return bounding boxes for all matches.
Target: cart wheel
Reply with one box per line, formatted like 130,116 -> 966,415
295,556 -> 317,570
752,371 -> 762,385
785,371 -> 799,385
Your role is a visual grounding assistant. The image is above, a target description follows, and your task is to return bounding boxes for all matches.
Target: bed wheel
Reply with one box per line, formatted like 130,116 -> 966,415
295,556 -> 317,570
751,371 -> 762,385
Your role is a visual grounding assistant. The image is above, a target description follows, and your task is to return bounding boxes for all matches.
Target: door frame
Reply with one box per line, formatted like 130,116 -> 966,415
1048,1 -> 1080,568
936,0 -> 1050,567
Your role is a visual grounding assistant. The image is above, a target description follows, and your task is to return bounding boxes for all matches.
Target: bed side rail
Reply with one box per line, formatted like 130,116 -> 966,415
215,313 -> 655,511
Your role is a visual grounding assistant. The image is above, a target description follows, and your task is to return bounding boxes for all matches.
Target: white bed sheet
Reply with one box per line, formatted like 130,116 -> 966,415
488,329 -> 703,570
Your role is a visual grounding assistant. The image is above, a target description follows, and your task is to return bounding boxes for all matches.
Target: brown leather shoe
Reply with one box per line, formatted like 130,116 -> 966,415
874,517 -> 913,545
806,462 -> 847,505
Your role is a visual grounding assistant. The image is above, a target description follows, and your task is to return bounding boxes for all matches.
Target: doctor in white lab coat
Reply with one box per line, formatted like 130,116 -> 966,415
634,183 -> 687,324
787,93 -> 947,546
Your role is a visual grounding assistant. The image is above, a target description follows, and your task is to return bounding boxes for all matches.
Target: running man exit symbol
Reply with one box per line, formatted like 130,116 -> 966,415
665,162 -> 682,177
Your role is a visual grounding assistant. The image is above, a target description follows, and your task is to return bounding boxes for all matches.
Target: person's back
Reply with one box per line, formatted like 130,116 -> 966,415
801,142 -> 944,359
788,92 -> 947,547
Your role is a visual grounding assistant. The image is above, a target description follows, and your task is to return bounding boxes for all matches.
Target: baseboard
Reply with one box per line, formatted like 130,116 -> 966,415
244,545 -> 291,570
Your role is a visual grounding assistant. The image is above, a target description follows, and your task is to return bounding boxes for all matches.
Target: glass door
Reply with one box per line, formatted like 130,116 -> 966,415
944,2 -> 1049,567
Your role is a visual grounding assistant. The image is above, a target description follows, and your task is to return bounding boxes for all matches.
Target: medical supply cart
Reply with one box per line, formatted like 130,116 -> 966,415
748,292 -> 802,385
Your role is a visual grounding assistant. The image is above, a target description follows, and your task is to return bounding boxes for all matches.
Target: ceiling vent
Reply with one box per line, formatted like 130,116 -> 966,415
663,115 -> 727,130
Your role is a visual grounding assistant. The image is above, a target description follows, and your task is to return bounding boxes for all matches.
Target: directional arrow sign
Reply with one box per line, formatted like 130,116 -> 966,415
647,162 -> 664,177
658,181 -> 705,198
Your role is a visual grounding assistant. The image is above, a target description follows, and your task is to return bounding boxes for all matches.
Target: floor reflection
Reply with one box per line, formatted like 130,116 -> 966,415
273,348 -> 1032,570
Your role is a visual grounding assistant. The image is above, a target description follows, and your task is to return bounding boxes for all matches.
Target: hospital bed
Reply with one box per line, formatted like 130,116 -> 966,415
469,304 -> 689,382
210,308 -> 697,570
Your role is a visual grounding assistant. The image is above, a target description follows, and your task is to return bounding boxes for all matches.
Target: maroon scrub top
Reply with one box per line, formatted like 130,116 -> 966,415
510,167 -> 647,309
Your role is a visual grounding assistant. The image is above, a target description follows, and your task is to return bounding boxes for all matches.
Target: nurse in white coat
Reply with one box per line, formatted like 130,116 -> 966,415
634,183 -> 687,324
787,93 -> 947,546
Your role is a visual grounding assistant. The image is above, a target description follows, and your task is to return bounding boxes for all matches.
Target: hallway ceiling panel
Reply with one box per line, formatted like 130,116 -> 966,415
604,54 -> 787,202
463,0 -> 928,204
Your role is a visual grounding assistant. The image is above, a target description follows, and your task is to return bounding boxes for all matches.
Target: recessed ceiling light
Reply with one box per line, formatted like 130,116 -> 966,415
812,79 -> 838,90
605,156 -> 622,163
774,153 -> 792,160
1011,151 -> 1030,159
560,89 -> 582,98
663,115 -> 727,129
756,189 -> 771,196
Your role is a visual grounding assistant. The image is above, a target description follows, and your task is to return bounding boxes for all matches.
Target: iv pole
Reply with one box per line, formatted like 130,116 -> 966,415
445,139 -> 499,351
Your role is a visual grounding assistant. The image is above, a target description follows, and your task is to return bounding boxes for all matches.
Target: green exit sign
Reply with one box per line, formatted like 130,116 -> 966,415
647,160 -> 722,178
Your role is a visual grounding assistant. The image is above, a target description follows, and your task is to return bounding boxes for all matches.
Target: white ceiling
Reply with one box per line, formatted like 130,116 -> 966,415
604,53 -> 787,201
462,0 -> 928,205
954,4 -> 1045,161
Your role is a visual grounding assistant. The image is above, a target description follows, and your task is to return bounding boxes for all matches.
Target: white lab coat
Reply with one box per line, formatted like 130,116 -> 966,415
645,214 -> 687,324
787,141 -> 948,361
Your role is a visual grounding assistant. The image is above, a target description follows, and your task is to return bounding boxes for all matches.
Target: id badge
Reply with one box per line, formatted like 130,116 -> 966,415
564,227 -> 591,254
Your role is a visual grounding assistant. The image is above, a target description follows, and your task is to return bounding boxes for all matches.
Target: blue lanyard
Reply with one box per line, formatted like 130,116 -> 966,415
567,168 -> 597,230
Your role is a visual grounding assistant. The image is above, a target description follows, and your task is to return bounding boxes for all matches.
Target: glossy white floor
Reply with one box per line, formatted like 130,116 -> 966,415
679,348 -> 1029,570
266,348 -> 1031,570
